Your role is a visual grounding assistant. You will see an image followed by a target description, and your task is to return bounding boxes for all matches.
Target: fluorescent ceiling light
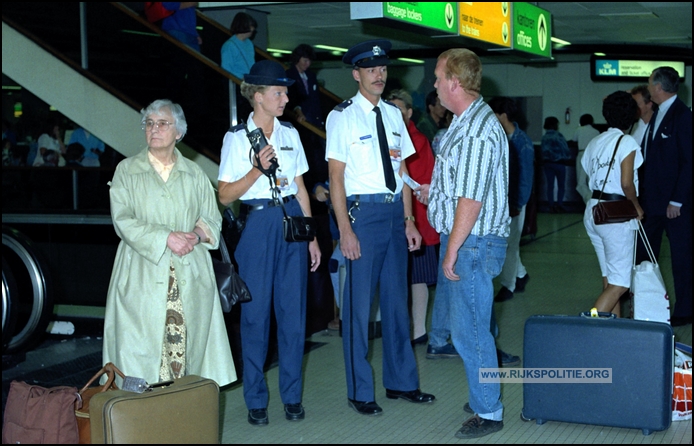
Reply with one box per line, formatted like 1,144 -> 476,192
594,52 -> 606,57
551,37 -> 571,46
315,45 -> 348,53
267,48 -> 291,54
397,58 -> 424,64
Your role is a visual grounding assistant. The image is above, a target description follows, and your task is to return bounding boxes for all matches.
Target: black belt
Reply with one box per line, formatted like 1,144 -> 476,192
242,195 -> 295,212
592,190 -> 626,201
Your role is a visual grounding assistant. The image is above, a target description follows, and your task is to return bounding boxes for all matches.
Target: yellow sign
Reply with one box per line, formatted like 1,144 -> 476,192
459,2 -> 511,48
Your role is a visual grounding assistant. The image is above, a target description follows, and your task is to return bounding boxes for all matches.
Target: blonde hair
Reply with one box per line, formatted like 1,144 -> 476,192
240,82 -> 268,107
438,49 -> 482,93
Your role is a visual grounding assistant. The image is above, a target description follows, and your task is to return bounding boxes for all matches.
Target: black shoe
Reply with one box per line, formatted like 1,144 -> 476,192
515,274 -> 530,293
494,287 -> 514,302
455,415 -> 503,439
426,343 -> 458,359
497,349 -> 521,367
348,399 -> 383,416
248,408 -> 268,426
671,316 -> 693,327
385,389 -> 435,403
411,333 -> 428,346
463,402 -> 473,414
284,403 -> 305,421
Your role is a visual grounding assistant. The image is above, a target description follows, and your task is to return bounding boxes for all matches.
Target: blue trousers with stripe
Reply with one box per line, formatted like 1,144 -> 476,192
342,200 -> 419,401
236,198 -> 308,409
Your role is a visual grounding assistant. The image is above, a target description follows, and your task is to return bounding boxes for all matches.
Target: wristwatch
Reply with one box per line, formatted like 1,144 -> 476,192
404,216 -> 415,222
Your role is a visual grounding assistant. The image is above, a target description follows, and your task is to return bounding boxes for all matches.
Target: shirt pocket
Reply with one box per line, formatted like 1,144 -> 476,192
349,138 -> 378,176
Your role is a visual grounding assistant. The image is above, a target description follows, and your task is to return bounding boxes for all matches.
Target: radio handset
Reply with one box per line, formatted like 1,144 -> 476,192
245,124 -> 278,177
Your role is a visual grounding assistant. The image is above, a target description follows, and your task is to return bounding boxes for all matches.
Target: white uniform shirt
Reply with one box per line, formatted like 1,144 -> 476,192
218,113 -> 309,200
572,125 -> 599,152
325,91 -> 415,196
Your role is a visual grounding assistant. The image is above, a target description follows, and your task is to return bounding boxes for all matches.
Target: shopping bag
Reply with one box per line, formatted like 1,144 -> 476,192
673,343 -> 692,421
630,222 -> 670,324
2,381 -> 80,444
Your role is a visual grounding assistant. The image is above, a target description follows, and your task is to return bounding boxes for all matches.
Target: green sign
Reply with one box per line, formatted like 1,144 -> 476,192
512,2 -> 551,58
382,2 -> 458,34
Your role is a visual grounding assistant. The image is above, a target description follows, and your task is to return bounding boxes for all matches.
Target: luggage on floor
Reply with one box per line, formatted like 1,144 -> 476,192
522,314 -> 673,435
88,375 -> 220,444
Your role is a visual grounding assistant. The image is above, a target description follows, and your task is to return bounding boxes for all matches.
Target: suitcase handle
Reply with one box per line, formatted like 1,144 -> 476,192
79,362 -> 124,396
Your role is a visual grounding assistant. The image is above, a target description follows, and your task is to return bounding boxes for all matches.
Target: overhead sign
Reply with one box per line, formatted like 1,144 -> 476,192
382,2 -> 458,33
458,2 -> 511,48
591,57 -> 686,81
352,2 -> 458,35
512,2 -> 551,58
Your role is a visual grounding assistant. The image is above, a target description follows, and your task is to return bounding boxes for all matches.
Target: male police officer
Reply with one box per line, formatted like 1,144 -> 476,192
326,39 -> 435,416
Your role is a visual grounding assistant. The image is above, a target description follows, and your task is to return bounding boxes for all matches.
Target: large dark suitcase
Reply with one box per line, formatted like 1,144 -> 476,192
522,314 -> 673,435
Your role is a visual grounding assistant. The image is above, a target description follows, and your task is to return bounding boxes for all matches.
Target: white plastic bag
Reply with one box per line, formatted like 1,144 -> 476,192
630,222 -> 670,324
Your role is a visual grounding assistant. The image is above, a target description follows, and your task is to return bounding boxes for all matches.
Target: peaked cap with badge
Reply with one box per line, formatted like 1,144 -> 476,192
342,39 -> 392,68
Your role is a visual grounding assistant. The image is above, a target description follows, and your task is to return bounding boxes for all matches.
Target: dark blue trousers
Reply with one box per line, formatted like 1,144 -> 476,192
236,198 -> 308,409
342,200 -> 419,402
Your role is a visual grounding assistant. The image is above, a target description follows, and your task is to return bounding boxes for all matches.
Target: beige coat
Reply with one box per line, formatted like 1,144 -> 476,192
103,148 -> 236,386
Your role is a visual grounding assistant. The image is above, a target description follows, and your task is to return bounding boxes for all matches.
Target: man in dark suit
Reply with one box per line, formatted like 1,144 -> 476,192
639,66 -> 692,326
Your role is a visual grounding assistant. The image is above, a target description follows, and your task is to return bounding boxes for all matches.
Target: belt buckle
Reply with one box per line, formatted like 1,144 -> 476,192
384,194 -> 393,203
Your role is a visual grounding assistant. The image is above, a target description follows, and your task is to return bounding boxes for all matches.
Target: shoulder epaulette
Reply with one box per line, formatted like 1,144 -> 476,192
383,100 -> 398,108
229,123 -> 245,133
279,121 -> 294,129
333,99 -> 353,112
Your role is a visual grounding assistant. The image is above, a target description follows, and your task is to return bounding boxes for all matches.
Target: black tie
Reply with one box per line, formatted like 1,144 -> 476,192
373,106 -> 396,192
642,107 -> 658,160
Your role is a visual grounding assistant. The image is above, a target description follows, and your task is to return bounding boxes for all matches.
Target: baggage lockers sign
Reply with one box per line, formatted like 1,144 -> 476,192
382,2 -> 458,34
458,2 -> 511,48
513,2 -> 551,58
351,2 -> 458,35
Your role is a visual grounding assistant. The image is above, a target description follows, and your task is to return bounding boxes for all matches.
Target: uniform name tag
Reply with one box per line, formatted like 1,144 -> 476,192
360,135 -> 372,141
280,146 -> 293,151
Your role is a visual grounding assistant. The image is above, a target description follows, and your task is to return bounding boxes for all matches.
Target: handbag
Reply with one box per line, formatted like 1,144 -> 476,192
283,214 -> 317,242
673,343 -> 692,421
592,135 -> 639,225
630,221 -> 670,324
75,362 -> 148,444
213,237 -> 252,312
2,381 -> 80,444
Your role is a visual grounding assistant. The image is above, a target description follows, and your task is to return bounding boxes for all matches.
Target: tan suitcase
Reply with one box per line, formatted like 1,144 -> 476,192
88,375 -> 219,444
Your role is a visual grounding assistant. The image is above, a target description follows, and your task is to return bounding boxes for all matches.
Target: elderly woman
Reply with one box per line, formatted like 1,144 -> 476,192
582,91 -> 643,317
103,99 -> 236,387
218,60 -> 321,426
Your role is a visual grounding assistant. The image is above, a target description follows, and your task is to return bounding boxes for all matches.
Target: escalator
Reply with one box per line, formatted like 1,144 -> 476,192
2,2 -> 336,164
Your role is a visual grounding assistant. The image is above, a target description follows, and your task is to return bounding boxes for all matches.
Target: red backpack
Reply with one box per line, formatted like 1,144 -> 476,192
144,2 -> 175,23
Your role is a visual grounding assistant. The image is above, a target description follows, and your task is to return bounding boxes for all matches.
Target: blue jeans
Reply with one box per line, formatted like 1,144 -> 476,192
436,233 -> 507,420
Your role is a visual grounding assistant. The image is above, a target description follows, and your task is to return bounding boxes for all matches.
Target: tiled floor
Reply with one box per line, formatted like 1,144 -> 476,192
2,211 -> 692,443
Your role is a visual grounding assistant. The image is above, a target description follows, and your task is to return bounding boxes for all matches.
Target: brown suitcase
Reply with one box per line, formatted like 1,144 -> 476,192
88,375 -> 219,444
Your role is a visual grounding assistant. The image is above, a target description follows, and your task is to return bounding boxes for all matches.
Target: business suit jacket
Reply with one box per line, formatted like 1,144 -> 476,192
286,65 -> 324,127
640,96 -> 692,215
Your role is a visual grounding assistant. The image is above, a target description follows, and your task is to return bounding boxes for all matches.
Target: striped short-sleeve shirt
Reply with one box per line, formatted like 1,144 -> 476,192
427,96 -> 510,238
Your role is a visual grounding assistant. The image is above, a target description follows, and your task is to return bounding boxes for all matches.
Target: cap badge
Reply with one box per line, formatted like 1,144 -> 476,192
372,45 -> 383,56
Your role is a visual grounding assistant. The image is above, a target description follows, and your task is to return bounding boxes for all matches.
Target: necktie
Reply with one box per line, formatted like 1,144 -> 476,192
301,73 -> 309,93
642,107 -> 658,160
373,106 -> 396,192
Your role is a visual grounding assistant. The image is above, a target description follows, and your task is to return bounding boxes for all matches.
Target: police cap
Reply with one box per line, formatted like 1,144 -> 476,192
342,39 -> 391,68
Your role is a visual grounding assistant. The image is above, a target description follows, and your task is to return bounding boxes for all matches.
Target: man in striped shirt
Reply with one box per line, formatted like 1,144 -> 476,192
426,48 -> 510,439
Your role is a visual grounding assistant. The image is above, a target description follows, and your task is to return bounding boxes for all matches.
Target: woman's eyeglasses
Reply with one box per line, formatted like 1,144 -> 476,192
142,120 -> 172,131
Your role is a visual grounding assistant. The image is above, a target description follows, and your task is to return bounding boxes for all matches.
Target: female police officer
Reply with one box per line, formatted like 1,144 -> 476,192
218,60 -> 320,426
